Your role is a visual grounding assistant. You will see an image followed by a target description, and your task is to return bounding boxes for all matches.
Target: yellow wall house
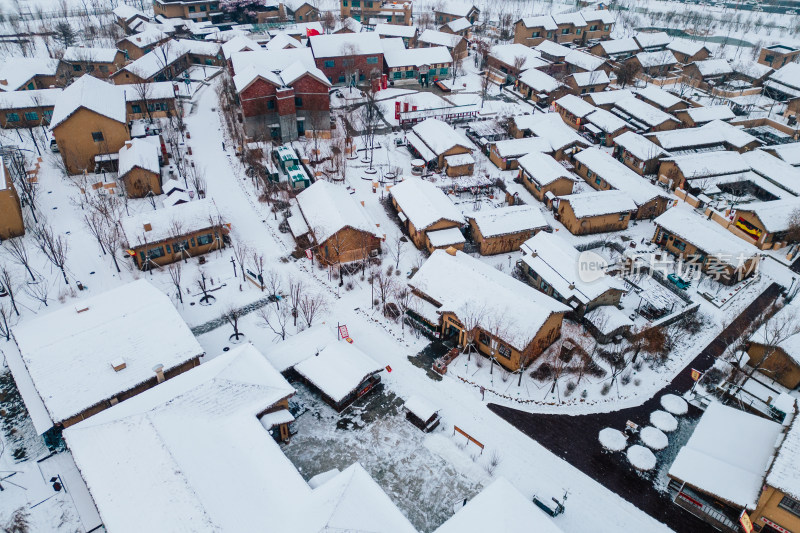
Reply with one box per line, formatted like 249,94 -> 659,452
50,75 -> 130,174
466,205 -> 549,255
121,198 -> 227,270
389,177 -> 465,253
516,151 -> 577,205
0,156 -> 25,240
407,118 -> 475,176
117,138 -> 162,198
746,297 -> 800,389
557,190 -> 636,235
732,198 -> 800,251
409,248 -> 569,373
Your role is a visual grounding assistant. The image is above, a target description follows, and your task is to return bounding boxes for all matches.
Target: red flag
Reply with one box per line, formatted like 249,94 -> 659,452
386,365 -> 392,372
306,28 -> 320,37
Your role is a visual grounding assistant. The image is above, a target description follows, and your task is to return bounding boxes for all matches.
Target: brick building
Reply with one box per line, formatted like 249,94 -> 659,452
308,32 -> 384,85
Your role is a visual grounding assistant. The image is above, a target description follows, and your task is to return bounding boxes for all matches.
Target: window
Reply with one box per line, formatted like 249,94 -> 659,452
73,64 -> 82,71
596,178 -> 603,187
479,331 -> 491,346
43,110 -> 52,120
295,96 -> 303,107
367,1 -> 373,6
23,111 -> 38,121
188,5 -> 195,12
406,70 -> 415,78
561,28 -> 569,35
366,56 -> 378,64
534,184 -> 541,191
132,103 -> 142,114
779,496 -> 800,518
200,4 -> 206,11
197,233 -> 214,246
590,24 -> 598,31
540,280 -> 549,291
91,131 -> 104,142
99,65 -> 108,73
576,28 -> 582,35
267,100 -> 275,110
342,0 -> 347,5
439,67 -> 448,75
26,82 -> 34,90
546,31 -> 552,38
298,15 -> 303,19
351,0 -> 360,6
393,71 -> 402,79
604,24 -> 610,30
532,31 -> 540,37
497,344 -> 512,359
87,64 -> 95,72
6,113 -> 19,122
324,59 -> 335,68
343,58 -> 354,67
338,76 -> 346,83
174,240 -> 189,252
674,239 -> 686,251
146,246 -> 165,259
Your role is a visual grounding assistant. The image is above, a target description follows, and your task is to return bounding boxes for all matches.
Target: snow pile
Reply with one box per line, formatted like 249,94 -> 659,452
649,410 -> 678,432
599,428 -> 627,451
659,394 -> 688,415
627,445 -> 657,471
639,426 -> 668,450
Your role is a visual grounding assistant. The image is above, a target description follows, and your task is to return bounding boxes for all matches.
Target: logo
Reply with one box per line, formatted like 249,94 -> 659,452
577,250 -> 608,283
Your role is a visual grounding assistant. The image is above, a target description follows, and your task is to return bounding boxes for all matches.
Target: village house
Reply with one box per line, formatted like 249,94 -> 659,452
332,16 -> 363,33
50,75 -> 130,174
554,94 -> 596,130
112,4 -> 150,33
551,12 -> 590,45
417,29 -> 468,61
0,57 -> 66,91
112,41 -> 189,84
308,32 -> 384,85
633,31 -> 671,52
292,180 -> 382,266
565,70 -> 610,94
513,15 -> 559,46
585,88 -> 635,110
666,39 -> 710,65
514,67 -> 569,106
124,80 -> 179,120
409,248 -> 569,373
674,105 -> 736,127
488,137 -> 553,170
62,47 -> 126,80
589,37 -> 640,61
514,9 -> 615,47
656,150 -> 752,191
383,46 -> 453,85
745,148 -> 800,199
652,207 -> 760,284
435,2 -> 479,25
746,297 -> 800,388
283,0 -> 320,22
573,147 -> 671,219
580,9 -> 615,41
564,49 -> 610,74
121,199 -> 226,269
440,17 -> 472,38
63,341 -> 417,533
611,96 -> 680,133
682,58 -> 734,88
647,119 -> 761,154
339,0 -> 413,25
613,130 -> 670,176
116,27 -> 171,61
731,197 -> 800,250
519,231 -> 626,317
557,190 -> 637,235
517,151 -> 577,204
765,143 -> 800,167
0,88 -> 61,129
582,108 -> 630,147
375,23 -> 418,46
153,0 -> 222,22
6,279 -> 205,440
232,50 -> 331,141
510,113 -> 590,160
763,63 -> 800,118
486,43 -> 547,84
633,85 -> 689,113
466,205 -> 548,255
628,50 -> 678,79
406,118 -> 475,176
117,138 -> 162,198
0,157 -> 24,240
389,177 -> 465,252
534,39 -> 571,64
758,43 -> 800,69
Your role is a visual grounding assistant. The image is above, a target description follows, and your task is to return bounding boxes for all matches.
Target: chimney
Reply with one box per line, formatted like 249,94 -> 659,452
152,363 -> 165,384
445,246 -> 458,256
111,358 -> 126,372
0,80 -> 7,86
124,140 -> 132,149
568,282 -> 575,290
530,249 -> 538,258
143,222 -> 152,232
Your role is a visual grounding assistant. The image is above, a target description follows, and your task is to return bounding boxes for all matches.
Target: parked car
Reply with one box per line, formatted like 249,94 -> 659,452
667,273 -> 691,290
50,139 -> 59,153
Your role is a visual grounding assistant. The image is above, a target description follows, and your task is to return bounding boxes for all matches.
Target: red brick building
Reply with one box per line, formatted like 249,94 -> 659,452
308,32 -> 384,85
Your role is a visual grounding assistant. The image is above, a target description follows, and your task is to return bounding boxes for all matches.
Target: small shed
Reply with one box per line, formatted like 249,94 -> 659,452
403,395 -> 441,432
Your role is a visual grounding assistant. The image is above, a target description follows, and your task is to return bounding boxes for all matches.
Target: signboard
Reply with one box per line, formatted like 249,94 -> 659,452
691,368 -> 702,382
395,101 -> 401,120
739,511 -> 753,533
305,249 -> 313,260
338,324 -> 349,339
760,518 -> 790,533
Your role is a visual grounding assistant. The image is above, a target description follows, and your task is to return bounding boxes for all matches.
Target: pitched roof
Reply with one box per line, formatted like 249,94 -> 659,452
512,112 -> 590,151
384,46 -> 453,69
767,414 -> 800,501
294,342 -> 382,404
390,177 -> 465,230
574,147 -> 669,206
296,180 -> 381,244
308,32 -> 383,58
0,57 -> 60,91
516,68 -> 562,93
517,151 -> 575,186
0,87 -> 62,110
411,118 -> 474,156
614,131 -> 669,161
736,197 -> 800,234
63,46 -> 121,63
418,29 -> 464,49
49,74 -> 126,130
666,38 -> 708,57
118,138 -> 160,177
489,43 -> 546,70
120,198 -> 221,245
559,190 -> 637,218
467,205 -> 548,238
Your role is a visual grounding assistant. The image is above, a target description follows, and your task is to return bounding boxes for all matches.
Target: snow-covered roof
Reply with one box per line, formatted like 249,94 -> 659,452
555,94 -> 596,118
427,226 -> 466,248
634,31 -> 671,50
412,118 -> 473,156
570,70 -> 610,87
294,342 -> 382,403
744,148 -> 800,195
418,29 -> 464,49
410,250 -> 569,351
467,205 -> 548,238
390,177 -> 465,231
635,50 -> 677,68
384,46 -> 452,69
588,89 -> 634,107
613,96 -> 678,127
120,40 -> 189,80
767,143 -> 800,167
444,152 -> 475,167
403,395 -> 438,422
0,57 -> 60,91
265,32 -> 303,51
580,9 -> 615,24
436,1 -> 476,17
0,87 -> 62,110
334,16 -> 363,33
666,38 -> 708,58
575,147 -> 668,207
516,68 -> 562,93
113,4 -> 146,21
297,180 -> 380,244
123,80 -> 178,101
564,49 -> 605,72
118,138 -> 160,177
375,23 -> 418,38
683,105 -> 735,124
534,40 -> 570,59
585,108 -> 627,133
436,477 -> 563,533
634,85 -> 683,109
595,37 -> 639,55
512,112 -> 590,151
521,231 -> 625,304
520,14 -> 558,31
736,197 -> 800,234
10,280 -> 204,428
517,152 -> 575,187
489,43 -> 546,70
614,131 -> 669,161
121,198 -> 221,245
650,120 -> 758,151
669,150 -> 750,179
63,46 -> 120,63
767,412 -> 800,500
445,17 -> 472,33
559,189 -> 637,218
492,137 -> 553,158
669,402 -> 782,509
309,32 -> 382,58
585,305 -> 633,335
49,75 -> 125,130
654,207 -> 759,266
231,47 -> 315,75
730,59 -> 773,80
691,58 -> 733,78
221,35 -> 261,59
769,62 -> 800,92
118,26 -> 169,48
552,11 -> 585,26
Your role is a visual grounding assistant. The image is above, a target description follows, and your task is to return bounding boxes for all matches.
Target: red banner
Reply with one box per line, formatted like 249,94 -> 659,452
339,324 -> 349,339
395,101 -> 401,120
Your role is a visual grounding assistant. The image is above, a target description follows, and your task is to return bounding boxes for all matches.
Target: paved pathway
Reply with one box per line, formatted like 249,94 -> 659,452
488,282 -> 782,533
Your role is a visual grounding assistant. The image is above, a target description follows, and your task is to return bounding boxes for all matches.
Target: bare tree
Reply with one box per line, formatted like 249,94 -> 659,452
264,269 -> 282,304
393,286 -> 415,332
387,234 -> 405,270
0,267 -> 20,316
372,268 -> 396,316
98,222 -> 124,273
2,238 -> 36,281
0,301 -> 14,341
232,242 -> 250,280
7,151 -> 39,223
1,506 -> 30,533
479,71 -> 492,108
249,251 -> 266,291
222,305 -> 245,341
287,276 -> 305,326
168,262 -> 184,304
321,10 -> 336,32
131,79 -> 155,123
32,223 -> 69,285
299,291 -> 329,327
259,305 -> 289,340
186,163 -> 207,199
83,210 -> 108,255
24,279 -> 50,307
615,60 -> 641,89
484,312 -> 512,376
460,303 -> 486,359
